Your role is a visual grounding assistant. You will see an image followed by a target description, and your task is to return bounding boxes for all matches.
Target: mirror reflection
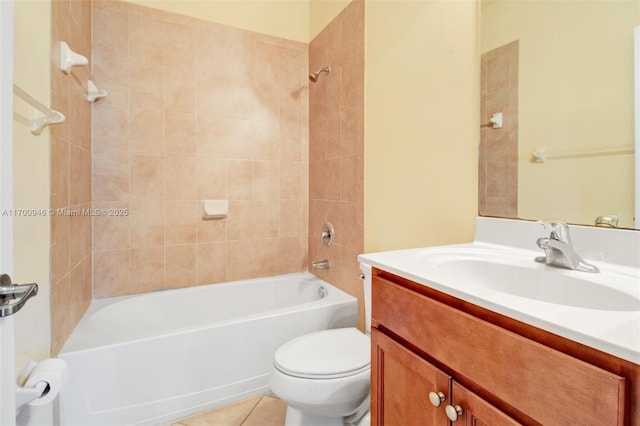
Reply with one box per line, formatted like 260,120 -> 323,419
479,0 -> 638,229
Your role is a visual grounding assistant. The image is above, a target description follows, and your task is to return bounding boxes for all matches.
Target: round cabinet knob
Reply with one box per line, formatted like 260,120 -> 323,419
428,391 -> 446,407
445,404 -> 463,422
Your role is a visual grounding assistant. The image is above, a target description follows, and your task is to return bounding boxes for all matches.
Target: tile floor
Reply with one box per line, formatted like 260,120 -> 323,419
169,395 -> 287,426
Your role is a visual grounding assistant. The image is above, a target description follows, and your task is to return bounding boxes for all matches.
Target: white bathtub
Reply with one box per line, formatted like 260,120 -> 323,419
58,273 -> 357,426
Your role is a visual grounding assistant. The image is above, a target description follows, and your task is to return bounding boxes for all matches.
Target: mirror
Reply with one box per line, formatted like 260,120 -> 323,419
479,0 -> 639,230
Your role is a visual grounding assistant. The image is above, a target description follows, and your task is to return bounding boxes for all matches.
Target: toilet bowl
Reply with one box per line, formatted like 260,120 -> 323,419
269,264 -> 373,426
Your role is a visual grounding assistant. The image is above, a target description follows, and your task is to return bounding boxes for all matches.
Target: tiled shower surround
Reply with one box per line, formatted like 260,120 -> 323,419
91,1 -> 309,297
479,41 -> 518,218
51,0 -> 364,352
50,0 -> 93,355
308,1 -> 365,329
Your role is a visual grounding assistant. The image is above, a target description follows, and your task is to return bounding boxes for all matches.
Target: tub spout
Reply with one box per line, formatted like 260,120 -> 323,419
311,260 -> 331,271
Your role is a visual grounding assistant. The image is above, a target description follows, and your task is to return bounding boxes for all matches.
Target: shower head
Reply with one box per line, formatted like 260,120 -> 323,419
309,65 -> 331,82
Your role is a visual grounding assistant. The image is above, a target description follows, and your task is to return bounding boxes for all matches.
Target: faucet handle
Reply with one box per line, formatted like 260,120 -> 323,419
538,220 -> 571,243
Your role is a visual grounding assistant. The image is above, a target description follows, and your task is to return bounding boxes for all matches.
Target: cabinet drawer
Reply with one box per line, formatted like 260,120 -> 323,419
373,275 -> 626,425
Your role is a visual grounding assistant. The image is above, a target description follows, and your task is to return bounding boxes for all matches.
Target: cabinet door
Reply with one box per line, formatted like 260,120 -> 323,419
371,328 -> 450,426
447,381 -> 523,426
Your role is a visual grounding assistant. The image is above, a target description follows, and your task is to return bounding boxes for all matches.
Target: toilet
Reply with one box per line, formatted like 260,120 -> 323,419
269,263 -> 373,426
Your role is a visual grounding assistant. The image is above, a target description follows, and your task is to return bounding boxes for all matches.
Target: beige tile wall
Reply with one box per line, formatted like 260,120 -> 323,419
91,1 -> 309,297
479,41 -> 519,218
308,0 -> 365,329
50,0 -> 93,355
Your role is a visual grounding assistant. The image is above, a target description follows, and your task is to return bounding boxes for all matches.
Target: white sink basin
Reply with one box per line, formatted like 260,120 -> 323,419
415,247 -> 640,312
359,219 -> 640,364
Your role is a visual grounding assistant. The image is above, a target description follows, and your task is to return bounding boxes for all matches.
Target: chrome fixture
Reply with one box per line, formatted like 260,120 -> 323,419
0,273 -> 38,317
534,221 -> 600,273
318,286 -> 327,298
311,260 -> 331,271
595,214 -> 619,228
321,222 -> 334,246
309,65 -> 331,83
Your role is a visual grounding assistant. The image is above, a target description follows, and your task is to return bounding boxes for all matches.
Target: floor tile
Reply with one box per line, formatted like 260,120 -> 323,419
242,396 -> 287,426
177,396 -> 261,426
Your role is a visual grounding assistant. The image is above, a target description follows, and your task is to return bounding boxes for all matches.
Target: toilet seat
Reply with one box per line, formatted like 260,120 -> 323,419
274,328 -> 370,379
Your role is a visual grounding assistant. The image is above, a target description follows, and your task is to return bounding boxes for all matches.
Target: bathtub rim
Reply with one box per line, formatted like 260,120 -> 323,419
59,272 -> 357,355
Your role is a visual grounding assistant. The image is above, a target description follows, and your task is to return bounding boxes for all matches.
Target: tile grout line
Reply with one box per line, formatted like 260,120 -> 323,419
239,396 -> 263,426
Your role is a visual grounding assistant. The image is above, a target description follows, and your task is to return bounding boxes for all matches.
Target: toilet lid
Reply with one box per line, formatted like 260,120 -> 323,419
274,328 -> 370,379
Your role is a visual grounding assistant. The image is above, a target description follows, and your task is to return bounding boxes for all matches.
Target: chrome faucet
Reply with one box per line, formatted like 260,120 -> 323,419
535,221 -> 599,273
311,260 -> 331,271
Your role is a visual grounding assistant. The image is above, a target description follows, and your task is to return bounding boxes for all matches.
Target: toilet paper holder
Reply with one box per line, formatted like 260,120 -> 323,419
16,361 -> 47,413
15,359 -> 69,414
16,380 -> 48,412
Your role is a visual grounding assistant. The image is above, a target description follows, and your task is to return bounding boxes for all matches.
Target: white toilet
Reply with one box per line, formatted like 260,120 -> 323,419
269,263 -> 373,426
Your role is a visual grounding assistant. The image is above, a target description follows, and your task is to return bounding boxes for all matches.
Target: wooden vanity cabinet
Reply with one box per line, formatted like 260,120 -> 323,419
371,269 -> 634,426
372,328 -> 521,426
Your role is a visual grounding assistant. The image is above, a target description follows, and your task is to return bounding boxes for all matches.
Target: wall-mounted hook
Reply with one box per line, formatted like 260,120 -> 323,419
86,80 -> 107,103
59,41 -> 88,74
489,112 -> 503,129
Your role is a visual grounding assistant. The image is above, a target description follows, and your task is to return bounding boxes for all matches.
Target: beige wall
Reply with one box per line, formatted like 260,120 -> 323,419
125,0 -> 310,42
364,0 -> 479,252
92,1 -> 309,298
12,0 -> 52,368
125,0 -> 351,43
482,0 -> 638,229
309,0 -> 351,40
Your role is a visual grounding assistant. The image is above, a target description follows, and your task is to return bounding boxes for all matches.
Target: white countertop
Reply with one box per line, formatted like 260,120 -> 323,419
359,218 -> 640,364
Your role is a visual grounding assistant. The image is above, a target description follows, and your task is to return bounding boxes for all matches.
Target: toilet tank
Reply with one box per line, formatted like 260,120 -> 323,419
359,263 -> 372,334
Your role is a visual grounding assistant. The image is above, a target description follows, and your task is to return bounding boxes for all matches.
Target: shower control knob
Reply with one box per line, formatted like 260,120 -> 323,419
320,222 -> 334,246
445,404 -> 464,422
428,391 -> 446,407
